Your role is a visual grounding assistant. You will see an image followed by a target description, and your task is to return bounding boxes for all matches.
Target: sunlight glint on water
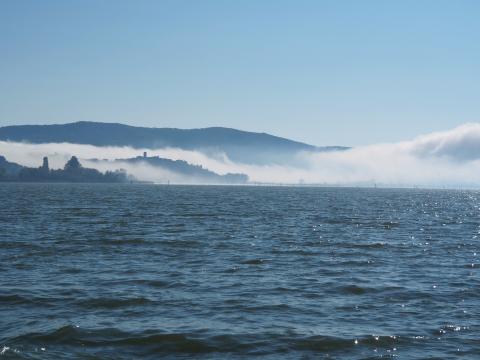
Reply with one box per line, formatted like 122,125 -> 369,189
0,184 -> 479,359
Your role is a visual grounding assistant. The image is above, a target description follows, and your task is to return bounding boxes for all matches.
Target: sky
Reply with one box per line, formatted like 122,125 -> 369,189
0,0 -> 479,146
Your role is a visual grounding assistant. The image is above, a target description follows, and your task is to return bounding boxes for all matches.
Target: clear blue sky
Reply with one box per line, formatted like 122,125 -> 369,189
0,0 -> 479,146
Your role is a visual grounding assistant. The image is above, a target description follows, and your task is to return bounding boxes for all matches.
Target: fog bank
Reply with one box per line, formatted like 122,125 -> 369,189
2,123 -> 480,187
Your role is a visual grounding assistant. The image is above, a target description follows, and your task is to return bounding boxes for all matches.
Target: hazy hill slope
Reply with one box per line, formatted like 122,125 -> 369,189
0,155 -> 23,176
103,156 -> 249,184
0,122 -> 347,164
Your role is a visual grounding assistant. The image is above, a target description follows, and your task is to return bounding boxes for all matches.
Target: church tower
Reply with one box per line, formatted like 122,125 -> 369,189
42,156 -> 49,171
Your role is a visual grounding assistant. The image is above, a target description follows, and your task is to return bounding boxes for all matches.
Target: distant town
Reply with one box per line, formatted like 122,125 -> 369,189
0,152 -> 249,184
0,155 -> 130,183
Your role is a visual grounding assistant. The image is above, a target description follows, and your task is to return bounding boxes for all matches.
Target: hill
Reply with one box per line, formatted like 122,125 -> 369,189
0,122 -> 347,165
0,155 -> 23,177
93,155 -> 248,184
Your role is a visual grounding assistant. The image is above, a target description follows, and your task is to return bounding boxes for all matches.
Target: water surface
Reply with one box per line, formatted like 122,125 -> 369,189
1,184 -> 479,358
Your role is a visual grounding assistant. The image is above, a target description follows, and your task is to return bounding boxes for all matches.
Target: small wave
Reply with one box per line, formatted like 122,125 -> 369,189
0,294 -> 32,305
76,297 -> 153,309
2,241 -> 44,250
0,294 -> 59,307
241,303 -> 292,313
224,266 -> 241,273
131,279 -> 172,288
13,263 -> 35,270
322,219 -> 353,225
9,326 -> 220,353
240,259 -> 267,265
106,278 -> 173,288
271,249 -> 318,256
161,239 -> 202,247
435,324 -> 468,335
292,335 -> 354,351
382,221 -> 400,229
63,267 -> 83,274
4,326 -> 425,357
338,285 -> 371,295
349,242 -> 387,249
102,238 -> 149,245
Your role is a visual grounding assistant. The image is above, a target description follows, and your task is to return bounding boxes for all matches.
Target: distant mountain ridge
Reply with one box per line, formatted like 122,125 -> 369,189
0,122 -> 347,165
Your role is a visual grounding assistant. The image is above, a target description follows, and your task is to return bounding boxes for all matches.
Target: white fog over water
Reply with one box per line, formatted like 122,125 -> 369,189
2,123 -> 480,187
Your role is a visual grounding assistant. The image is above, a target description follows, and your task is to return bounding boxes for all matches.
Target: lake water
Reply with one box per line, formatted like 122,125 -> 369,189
1,184 -> 479,359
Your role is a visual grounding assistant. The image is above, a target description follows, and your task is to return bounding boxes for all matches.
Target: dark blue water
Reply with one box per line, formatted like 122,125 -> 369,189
1,184 -> 479,359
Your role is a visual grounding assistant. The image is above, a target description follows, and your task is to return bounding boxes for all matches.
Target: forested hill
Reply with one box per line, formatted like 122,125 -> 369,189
0,122 -> 347,165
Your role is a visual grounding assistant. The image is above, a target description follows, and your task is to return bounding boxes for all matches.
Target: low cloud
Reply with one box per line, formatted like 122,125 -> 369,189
1,123 -> 480,187
410,123 -> 480,161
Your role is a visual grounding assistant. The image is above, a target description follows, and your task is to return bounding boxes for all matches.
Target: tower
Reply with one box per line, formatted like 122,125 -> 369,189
42,156 -> 49,171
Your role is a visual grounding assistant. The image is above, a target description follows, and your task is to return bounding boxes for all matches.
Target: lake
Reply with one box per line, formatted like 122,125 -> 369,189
1,184 -> 479,358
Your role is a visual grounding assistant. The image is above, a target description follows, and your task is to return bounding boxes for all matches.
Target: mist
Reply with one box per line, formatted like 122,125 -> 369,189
1,123 -> 480,187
